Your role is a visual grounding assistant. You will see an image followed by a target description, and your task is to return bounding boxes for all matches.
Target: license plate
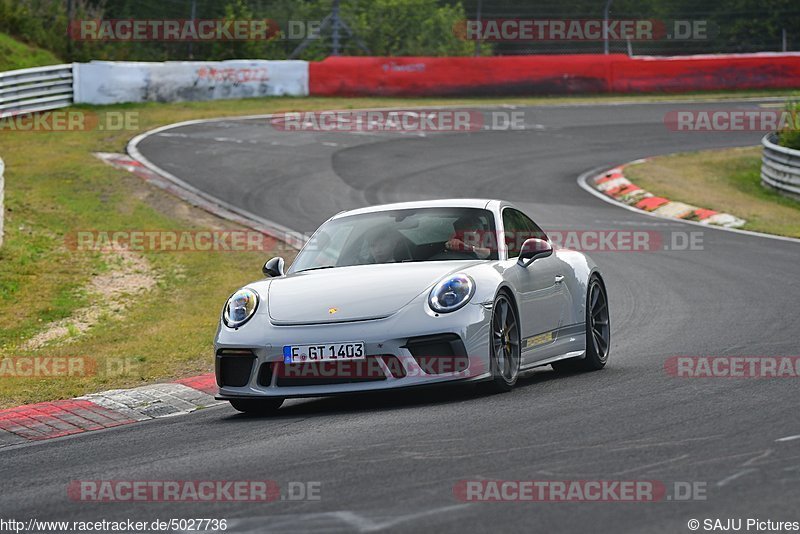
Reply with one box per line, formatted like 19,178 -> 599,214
283,342 -> 366,363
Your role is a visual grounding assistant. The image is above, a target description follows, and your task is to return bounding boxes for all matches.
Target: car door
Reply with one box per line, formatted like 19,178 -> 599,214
502,208 -> 568,363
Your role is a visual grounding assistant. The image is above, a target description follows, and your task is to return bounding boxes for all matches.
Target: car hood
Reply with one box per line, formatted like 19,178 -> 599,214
267,261 -> 480,325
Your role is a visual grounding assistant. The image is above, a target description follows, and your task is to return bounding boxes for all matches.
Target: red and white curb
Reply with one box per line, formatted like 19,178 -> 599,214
592,162 -> 746,228
0,151 -> 296,449
0,374 -> 218,448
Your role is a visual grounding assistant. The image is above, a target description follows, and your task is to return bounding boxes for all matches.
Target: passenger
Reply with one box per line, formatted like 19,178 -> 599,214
364,226 -> 408,264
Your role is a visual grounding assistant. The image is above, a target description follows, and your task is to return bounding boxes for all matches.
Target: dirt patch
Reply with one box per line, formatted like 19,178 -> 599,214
21,248 -> 158,350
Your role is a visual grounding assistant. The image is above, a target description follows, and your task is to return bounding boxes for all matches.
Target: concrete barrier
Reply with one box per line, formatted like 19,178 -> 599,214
73,60 -> 309,104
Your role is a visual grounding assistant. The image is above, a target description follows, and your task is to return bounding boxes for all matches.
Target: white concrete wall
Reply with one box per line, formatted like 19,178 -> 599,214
74,60 -> 309,104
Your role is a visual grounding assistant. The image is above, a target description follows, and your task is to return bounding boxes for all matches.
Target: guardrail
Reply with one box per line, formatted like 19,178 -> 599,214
0,64 -> 74,116
2,54 -> 800,108
761,133 -> 800,200
0,156 -> 4,249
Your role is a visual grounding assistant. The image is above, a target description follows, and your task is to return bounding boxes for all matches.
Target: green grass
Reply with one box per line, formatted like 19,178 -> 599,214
1,92 -> 798,407
625,146 -> 800,238
0,31 -> 62,71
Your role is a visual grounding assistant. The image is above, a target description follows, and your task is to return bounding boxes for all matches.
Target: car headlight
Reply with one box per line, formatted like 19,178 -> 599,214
429,274 -> 475,313
223,288 -> 259,328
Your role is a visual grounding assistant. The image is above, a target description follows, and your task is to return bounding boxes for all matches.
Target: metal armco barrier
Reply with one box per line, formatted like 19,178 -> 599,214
0,64 -> 74,116
761,133 -> 800,200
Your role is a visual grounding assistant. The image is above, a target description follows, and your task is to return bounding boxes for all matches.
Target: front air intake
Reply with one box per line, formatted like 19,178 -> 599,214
403,334 -> 469,374
215,349 -> 256,387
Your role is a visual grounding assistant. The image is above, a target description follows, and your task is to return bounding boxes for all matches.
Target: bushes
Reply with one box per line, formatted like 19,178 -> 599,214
0,0 -> 104,62
778,101 -> 800,150
0,0 -> 480,63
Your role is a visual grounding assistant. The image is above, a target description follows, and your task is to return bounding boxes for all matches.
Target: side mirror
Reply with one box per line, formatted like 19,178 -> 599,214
518,238 -> 552,267
263,257 -> 285,277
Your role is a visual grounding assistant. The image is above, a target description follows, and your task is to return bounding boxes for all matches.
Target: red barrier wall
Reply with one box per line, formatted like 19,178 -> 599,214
609,53 -> 800,93
309,55 -> 618,96
309,53 -> 800,96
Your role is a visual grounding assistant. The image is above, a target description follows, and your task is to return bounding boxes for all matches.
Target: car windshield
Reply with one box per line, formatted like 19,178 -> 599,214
289,207 -> 498,272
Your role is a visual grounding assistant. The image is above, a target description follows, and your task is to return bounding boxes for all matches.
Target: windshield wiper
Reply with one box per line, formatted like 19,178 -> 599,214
296,265 -> 337,273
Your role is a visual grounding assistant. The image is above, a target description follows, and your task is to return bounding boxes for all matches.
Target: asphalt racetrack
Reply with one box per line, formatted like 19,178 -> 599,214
2,100 -> 799,533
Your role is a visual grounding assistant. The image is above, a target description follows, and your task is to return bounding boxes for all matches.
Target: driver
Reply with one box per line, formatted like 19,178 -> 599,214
445,215 -> 492,259
364,226 -> 406,264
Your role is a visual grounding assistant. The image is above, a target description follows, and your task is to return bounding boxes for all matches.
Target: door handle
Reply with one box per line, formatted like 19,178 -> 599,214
554,275 -> 565,284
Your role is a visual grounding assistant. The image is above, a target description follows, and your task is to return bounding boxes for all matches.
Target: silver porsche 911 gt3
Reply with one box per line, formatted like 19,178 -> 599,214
214,199 -> 610,414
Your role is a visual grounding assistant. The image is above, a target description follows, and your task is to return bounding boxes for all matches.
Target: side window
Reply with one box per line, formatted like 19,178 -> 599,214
502,209 -> 524,258
502,208 -> 547,258
519,213 -> 548,242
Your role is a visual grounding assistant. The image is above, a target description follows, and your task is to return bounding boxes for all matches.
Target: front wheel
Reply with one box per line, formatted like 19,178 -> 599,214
229,398 -> 284,414
552,275 -> 610,373
486,292 -> 521,392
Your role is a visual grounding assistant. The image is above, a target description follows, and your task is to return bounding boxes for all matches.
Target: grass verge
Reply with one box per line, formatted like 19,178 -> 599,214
0,32 -> 62,71
625,146 -> 800,238
0,92 -> 797,407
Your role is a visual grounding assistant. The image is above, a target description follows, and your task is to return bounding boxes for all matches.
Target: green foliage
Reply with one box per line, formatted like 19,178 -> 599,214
0,0 -> 105,63
778,101 -> 800,150
207,0 -> 274,60
0,0 -> 481,63
0,31 -> 61,70
343,0 -> 476,57
458,0 -> 800,55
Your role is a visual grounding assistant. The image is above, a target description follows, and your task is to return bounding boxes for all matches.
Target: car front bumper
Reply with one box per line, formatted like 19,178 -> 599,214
213,300 -> 492,399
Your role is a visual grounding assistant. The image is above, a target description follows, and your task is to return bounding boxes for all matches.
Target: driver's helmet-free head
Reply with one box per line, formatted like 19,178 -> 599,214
452,214 -> 486,246
363,224 -> 404,263
452,214 -> 485,233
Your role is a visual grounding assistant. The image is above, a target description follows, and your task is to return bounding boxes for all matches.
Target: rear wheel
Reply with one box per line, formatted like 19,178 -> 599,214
229,398 -> 284,414
553,275 -> 610,373
486,292 -> 521,392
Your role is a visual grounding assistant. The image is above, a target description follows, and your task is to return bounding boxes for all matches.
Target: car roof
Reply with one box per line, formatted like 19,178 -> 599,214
331,199 -> 506,219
